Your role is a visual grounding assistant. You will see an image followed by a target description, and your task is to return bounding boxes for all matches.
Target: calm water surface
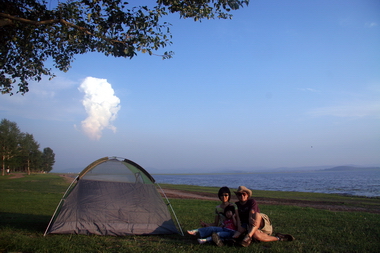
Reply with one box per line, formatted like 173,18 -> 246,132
154,170 -> 380,197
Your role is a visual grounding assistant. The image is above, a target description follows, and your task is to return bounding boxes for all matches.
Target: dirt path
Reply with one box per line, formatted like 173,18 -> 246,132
160,188 -> 380,214
60,174 -> 77,184
8,173 -> 26,179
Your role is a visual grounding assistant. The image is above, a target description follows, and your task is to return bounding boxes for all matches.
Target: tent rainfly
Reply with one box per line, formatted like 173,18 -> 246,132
44,157 -> 182,236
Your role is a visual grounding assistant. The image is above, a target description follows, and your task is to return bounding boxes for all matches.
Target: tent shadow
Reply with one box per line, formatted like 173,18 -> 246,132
0,212 -> 50,232
147,220 -> 181,236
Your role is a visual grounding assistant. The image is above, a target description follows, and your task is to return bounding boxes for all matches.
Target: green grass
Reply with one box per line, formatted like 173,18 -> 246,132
1,174 -> 380,252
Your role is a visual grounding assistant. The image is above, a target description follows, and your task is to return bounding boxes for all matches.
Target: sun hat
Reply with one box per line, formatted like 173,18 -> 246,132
234,186 -> 252,198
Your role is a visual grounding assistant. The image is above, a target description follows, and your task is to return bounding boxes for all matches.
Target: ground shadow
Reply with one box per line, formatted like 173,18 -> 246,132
0,212 -> 50,233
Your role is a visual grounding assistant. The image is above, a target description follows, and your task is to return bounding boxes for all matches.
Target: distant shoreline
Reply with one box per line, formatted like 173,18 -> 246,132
152,166 -> 380,175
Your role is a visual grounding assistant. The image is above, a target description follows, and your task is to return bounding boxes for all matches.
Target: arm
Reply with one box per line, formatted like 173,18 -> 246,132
201,205 -> 221,227
234,213 -> 246,236
232,213 -> 238,228
235,213 -> 242,229
231,203 -> 239,228
214,213 -> 220,227
233,204 -> 245,237
247,211 -> 262,238
200,213 -> 219,227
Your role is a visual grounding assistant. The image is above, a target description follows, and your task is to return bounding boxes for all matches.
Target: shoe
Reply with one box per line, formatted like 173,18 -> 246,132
187,230 -> 198,236
240,235 -> 252,247
197,238 -> 207,244
275,233 -> 295,241
212,233 -> 224,247
232,231 -> 242,239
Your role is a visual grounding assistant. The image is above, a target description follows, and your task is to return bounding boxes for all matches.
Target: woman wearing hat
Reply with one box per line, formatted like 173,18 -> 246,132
233,185 -> 294,246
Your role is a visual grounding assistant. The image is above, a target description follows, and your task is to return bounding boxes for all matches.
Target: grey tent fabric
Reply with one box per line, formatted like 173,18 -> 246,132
46,157 -> 179,236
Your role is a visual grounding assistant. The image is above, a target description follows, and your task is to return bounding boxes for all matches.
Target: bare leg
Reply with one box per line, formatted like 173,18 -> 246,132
252,230 -> 279,242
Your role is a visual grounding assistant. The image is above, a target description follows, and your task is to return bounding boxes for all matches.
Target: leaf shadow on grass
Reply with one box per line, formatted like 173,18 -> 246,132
0,212 -> 50,233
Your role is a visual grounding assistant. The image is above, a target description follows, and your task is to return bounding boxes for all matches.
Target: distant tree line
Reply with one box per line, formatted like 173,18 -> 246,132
0,118 -> 55,175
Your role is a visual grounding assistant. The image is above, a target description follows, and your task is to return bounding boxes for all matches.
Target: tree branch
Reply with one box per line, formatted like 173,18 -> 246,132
0,13 -> 60,26
0,17 -> 12,26
0,12 -> 124,45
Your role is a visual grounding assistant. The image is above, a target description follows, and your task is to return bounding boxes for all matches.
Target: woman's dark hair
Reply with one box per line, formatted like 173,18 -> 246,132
224,205 -> 235,215
218,186 -> 231,201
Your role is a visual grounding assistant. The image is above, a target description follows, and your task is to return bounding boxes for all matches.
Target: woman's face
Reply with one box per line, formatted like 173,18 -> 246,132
219,193 -> 229,203
236,192 -> 249,202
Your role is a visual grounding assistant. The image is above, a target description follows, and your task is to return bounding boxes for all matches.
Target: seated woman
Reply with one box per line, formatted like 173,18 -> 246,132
187,205 -> 237,246
233,186 -> 295,247
187,186 -> 238,245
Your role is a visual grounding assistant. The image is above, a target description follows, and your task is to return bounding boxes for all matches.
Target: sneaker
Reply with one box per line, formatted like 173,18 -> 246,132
240,235 -> 252,247
212,233 -> 224,247
197,238 -> 207,244
232,231 -> 242,239
275,233 -> 295,241
187,230 -> 198,236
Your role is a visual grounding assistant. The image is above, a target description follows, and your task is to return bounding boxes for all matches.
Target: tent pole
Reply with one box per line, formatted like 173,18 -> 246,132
156,184 -> 184,236
43,175 -> 78,236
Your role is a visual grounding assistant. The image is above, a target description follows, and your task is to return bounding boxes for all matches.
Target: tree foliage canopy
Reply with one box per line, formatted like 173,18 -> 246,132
0,0 -> 249,95
0,118 -> 55,175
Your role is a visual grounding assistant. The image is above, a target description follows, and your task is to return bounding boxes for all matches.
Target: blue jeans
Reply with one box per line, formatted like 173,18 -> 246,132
198,226 -> 235,239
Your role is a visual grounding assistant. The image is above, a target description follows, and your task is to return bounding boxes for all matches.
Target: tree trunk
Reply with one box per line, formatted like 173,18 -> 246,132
27,159 -> 30,175
1,155 -> 4,176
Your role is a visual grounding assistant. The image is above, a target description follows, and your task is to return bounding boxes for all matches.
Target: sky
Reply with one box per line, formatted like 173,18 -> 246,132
1,0 -> 379,173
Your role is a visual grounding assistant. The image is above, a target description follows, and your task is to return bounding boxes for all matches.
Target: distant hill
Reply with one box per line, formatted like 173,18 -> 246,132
53,164 -> 380,174
323,166 -> 380,171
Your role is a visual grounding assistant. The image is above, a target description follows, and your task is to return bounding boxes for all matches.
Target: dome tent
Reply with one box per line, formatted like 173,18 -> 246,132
44,157 -> 182,236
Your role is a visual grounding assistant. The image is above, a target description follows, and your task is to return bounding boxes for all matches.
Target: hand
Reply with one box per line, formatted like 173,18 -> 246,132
200,220 -> 207,227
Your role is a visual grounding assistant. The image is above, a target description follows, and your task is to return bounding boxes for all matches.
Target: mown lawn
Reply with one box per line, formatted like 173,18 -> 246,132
0,174 -> 379,252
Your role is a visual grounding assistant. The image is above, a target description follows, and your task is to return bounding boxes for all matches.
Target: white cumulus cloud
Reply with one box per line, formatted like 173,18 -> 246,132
79,77 -> 121,140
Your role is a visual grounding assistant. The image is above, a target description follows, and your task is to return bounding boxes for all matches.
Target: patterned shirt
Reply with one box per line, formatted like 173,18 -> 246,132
223,217 -> 237,230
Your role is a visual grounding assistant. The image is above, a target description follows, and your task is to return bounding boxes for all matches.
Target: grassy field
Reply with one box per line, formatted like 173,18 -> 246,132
1,174 -> 380,253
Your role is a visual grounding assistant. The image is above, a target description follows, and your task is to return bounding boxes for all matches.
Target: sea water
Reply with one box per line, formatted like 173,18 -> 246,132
154,169 -> 380,197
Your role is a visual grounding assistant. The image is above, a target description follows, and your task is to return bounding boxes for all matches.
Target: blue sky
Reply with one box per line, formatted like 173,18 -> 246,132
1,0 -> 379,173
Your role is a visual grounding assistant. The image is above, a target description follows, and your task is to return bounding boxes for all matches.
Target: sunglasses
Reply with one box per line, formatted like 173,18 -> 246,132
236,192 -> 247,197
221,194 -> 229,197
